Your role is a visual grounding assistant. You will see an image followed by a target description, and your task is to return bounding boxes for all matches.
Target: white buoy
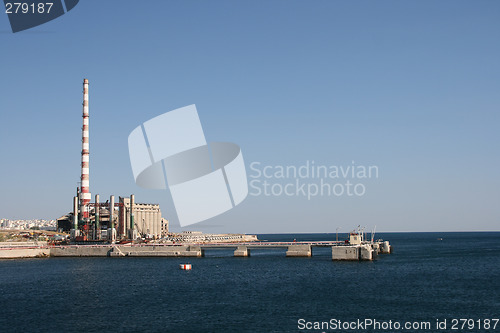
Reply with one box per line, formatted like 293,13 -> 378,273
179,264 -> 192,270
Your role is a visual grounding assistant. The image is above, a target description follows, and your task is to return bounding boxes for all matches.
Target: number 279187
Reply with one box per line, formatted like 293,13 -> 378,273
5,2 -> 53,14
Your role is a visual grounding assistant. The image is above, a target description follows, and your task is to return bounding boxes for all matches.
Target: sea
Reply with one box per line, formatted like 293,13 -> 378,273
0,232 -> 499,333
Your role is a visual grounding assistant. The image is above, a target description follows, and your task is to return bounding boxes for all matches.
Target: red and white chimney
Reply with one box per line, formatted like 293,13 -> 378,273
80,79 -> 91,218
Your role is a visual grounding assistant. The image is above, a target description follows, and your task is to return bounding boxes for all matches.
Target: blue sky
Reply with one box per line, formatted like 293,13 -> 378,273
0,0 -> 499,232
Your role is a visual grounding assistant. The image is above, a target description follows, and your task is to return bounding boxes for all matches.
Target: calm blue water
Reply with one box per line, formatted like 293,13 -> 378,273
1,232 -> 499,332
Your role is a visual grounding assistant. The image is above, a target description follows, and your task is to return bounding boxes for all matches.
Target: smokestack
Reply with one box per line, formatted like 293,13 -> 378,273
130,194 -> 135,230
95,194 -> 100,239
73,196 -> 78,229
129,194 -> 136,240
109,195 -> 115,229
80,79 -> 91,218
109,195 -> 116,243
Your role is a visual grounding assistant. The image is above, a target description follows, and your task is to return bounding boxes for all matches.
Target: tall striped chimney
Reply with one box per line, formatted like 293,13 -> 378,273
80,79 -> 91,218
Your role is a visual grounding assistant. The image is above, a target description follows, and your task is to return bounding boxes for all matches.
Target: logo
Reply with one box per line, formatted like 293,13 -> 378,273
128,105 -> 248,227
4,0 -> 79,33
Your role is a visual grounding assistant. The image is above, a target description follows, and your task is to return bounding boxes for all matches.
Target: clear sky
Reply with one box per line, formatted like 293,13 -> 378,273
0,0 -> 499,233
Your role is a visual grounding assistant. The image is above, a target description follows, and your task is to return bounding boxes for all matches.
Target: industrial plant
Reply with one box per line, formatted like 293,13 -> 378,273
56,79 -> 169,242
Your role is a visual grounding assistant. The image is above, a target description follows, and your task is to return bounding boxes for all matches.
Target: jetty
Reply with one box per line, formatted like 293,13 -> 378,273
0,235 -> 392,261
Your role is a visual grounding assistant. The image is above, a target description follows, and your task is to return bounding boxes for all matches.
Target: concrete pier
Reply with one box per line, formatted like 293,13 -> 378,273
117,244 -> 204,257
379,241 -> 391,254
51,246 -> 110,257
1,240 -> 392,261
360,245 -> 374,260
234,246 -> 250,257
286,245 -> 312,257
331,241 -> 392,261
332,246 -> 361,260
51,245 -> 204,257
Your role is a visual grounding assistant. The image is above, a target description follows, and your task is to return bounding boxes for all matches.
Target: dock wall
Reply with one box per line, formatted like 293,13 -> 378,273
51,245 -> 204,257
0,247 -> 50,259
51,246 -> 110,257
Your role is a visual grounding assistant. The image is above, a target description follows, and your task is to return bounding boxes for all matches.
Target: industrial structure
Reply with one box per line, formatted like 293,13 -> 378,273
119,197 -> 167,240
80,79 -> 91,219
57,79 -> 169,242
62,193 -> 168,242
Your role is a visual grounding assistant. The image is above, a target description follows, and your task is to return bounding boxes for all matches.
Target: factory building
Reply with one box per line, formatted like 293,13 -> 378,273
119,197 -> 168,239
